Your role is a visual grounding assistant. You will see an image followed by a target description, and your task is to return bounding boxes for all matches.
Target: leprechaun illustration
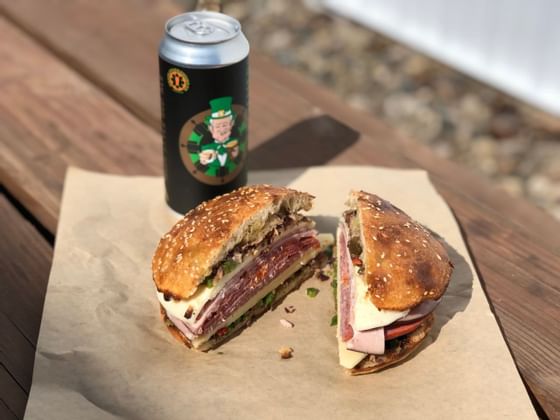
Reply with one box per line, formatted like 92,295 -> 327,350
198,96 -> 240,171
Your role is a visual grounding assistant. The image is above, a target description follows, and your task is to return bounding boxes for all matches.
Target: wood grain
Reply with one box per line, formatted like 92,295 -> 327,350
0,193 -> 53,419
0,366 -> 26,420
0,16 -> 162,233
0,1 -> 559,417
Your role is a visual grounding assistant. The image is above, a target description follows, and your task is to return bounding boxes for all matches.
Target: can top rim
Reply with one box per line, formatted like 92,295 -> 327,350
165,11 -> 241,45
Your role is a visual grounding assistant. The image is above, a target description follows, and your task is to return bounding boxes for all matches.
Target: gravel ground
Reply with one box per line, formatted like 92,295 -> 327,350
220,0 -> 560,220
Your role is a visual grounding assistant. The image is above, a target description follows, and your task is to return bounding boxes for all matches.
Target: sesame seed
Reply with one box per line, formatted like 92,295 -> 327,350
436,254 -> 442,260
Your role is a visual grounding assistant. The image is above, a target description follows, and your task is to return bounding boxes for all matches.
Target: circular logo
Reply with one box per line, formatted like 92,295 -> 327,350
167,68 -> 189,93
179,104 -> 247,185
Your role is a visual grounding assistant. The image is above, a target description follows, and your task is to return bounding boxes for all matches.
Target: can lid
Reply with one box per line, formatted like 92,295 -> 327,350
166,11 -> 241,44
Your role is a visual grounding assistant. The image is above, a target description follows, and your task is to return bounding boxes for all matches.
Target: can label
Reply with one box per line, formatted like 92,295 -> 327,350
160,56 -> 248,211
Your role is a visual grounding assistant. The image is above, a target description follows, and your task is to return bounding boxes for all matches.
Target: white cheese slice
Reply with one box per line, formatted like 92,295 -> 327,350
352,267 -> 409,331
338,338 -> 367,369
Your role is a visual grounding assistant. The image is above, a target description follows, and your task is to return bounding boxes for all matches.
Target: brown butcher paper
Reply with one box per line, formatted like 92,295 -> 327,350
24,166 -> 537,419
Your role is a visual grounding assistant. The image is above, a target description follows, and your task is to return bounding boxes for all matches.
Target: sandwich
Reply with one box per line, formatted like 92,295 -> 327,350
336,191 -> 453,374
152,185 -> 329,351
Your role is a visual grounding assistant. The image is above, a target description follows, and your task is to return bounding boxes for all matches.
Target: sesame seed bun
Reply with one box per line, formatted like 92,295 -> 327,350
348,191 -> 453,311
349,313 -> 434,375
152,185 -> 314,300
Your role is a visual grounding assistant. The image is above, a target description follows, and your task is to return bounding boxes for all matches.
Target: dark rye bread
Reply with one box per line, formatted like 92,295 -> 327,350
350,313 -> 434,375
152,185 -> 314,300
348,191 -> 453,311
160,263 -> 317,351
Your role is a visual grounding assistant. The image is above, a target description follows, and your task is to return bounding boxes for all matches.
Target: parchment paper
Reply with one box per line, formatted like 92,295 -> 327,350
25,166 -> 536,419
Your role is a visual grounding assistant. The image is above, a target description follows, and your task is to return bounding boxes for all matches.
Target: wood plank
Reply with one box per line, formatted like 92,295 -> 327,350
0,192 -> 54,416
0,17 -> 162,233
0,399 -> 19,420
0,365 -> 26,420
0,0 -> 178,130
2,0 -> 558,252
0,193 -> 52,344
0,193 -> 54,419
1,3 -> 560,417
0,313 -> 36,395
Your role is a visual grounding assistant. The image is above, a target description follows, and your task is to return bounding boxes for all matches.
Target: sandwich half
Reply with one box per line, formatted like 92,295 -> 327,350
152,185 -> 328,351
336,191 -> 453,374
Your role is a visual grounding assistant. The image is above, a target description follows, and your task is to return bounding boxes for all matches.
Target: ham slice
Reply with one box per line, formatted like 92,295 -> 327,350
337,226 -> 354,342
346,327 -> 385,354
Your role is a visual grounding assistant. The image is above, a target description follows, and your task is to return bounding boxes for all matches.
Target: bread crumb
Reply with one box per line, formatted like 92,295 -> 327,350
280,319 -> 294,328
279,346 -> 294,359
284,305 -> 296,314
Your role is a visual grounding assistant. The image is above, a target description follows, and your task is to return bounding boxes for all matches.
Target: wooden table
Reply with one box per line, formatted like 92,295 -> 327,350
1,2 -> 559,419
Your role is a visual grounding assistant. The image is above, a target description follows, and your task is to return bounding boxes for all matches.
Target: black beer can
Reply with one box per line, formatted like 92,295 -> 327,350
159,11 -> 249,214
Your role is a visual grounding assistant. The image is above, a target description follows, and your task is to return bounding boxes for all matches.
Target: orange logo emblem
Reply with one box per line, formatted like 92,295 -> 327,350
167,68 -> 189,93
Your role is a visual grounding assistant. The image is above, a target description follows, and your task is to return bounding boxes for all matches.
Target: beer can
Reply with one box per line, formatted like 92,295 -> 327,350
159,11 -> 249,214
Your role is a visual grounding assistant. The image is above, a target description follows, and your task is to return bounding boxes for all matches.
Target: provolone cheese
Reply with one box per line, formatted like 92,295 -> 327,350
338,338 -> 367,369
352,266 -> 409,331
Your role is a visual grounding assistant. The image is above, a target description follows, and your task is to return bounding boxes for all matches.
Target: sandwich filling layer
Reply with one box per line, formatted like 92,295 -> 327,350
337,211 -> 439,369
159,226 -> 323,348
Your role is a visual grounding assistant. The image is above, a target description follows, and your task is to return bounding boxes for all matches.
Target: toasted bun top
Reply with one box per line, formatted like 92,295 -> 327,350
152,185 -> 313,299
348,191 -> 453,311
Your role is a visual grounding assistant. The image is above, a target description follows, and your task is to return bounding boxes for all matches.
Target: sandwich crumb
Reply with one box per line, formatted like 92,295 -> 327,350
280,319 -> 294,328
279,346 -> 294,359
317,271 -> 330,281
284,305 -> 296,314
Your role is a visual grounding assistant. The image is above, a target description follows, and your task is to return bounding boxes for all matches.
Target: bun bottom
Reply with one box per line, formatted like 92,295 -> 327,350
160,263 -> 318,351
349,313 -> 434,375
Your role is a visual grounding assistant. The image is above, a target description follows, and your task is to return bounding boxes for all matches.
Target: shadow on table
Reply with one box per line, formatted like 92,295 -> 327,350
249,115 -> 359,170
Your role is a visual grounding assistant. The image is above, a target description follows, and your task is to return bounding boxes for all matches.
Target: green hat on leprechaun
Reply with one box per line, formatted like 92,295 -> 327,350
208,96 -> 235,122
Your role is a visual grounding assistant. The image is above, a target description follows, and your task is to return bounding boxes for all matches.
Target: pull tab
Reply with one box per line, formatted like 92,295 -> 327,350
185,20 -> 215,36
